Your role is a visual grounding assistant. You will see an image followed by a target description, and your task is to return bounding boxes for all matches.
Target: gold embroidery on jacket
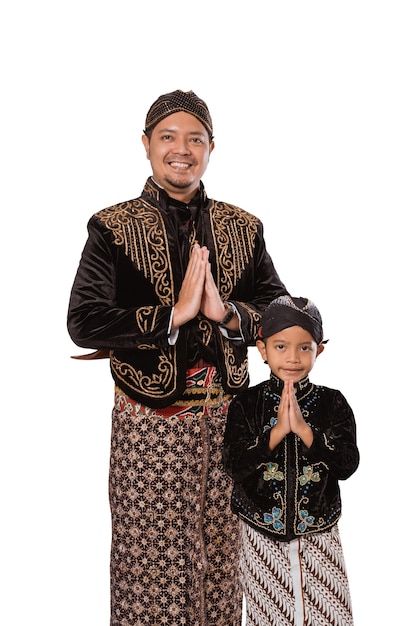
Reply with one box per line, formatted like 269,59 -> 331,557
98,191 -> 260,397
210,202 -> 258,299
236,301 -> 262,342
136,306 -> 159,334
110,349 -> 177,399
144,179 -> 160,203
220,335 -> 249,389
96,200 -> 174,306
198,318 -> 213,346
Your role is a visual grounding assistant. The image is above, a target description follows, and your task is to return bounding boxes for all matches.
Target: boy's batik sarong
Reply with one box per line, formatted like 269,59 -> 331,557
240,522 -> 354,626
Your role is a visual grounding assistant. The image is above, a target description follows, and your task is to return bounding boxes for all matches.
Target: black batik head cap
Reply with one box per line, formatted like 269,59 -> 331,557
258,295 -> 327,345
144,90 -> 213,139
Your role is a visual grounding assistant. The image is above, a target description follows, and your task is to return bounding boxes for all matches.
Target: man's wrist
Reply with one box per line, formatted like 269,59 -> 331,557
216,302 -> 236,326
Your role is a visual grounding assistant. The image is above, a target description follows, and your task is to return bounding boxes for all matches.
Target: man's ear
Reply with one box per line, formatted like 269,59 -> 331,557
256,339 -> 267,363
316,344 -> 325,357
142,133 -> 150,160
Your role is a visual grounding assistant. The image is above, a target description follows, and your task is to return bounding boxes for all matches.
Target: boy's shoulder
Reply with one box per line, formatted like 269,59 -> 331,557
313,383 -> 347,398
231,380 -> 268,403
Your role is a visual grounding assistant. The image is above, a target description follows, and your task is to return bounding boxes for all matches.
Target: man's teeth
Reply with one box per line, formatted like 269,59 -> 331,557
171,162 -> 189,168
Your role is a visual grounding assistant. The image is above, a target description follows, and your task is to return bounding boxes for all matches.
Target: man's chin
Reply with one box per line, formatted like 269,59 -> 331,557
165,176 -> 193,190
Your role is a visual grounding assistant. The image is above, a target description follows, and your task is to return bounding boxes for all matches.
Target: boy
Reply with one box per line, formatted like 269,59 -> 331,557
223,295 -> 359,626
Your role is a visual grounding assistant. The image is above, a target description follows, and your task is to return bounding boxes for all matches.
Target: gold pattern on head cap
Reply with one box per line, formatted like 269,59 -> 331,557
145,90 -> 213,137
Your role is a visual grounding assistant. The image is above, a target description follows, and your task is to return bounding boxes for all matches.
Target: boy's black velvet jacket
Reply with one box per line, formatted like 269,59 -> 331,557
222,375 -> 359,542
67,178 -> 287,407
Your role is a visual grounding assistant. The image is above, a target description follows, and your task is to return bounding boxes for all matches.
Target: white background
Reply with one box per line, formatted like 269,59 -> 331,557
1,1 -> 415,624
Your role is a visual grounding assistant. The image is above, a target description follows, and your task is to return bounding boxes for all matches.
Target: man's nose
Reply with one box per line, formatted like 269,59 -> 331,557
172,138 -> 190,154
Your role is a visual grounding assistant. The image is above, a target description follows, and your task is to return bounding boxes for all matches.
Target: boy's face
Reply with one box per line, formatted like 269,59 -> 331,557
256,325 -> 324,383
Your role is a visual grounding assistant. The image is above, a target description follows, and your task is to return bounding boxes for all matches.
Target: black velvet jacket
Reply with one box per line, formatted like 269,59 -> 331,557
223,375 -> 359,542
67,178 -> 287,407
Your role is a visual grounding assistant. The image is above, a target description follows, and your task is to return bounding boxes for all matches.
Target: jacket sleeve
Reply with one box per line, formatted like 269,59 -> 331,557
67,216 -> 173,350
303,389 -> 360,480
223,389 -> 275,482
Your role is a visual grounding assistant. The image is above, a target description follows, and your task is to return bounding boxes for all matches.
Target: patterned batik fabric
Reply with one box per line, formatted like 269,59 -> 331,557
240,522 -> 354,626
109,368 -> 242,626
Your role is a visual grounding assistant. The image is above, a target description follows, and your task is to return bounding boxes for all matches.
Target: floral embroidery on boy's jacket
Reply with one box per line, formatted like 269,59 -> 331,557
297,509 -> 317,533
298,465 -> 320,486
263,462 -> 284,482
264,506 -> 284,531
223,374 -> 360,542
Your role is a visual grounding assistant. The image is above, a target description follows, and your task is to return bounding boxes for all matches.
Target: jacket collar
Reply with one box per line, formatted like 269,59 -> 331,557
142,177 -> 207,213
269,373 -> 312,399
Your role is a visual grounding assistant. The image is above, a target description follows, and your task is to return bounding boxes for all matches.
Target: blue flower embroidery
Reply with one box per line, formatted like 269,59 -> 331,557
263,416 -> 277,433
264,507 -> 284,531
297,509 -> 315,532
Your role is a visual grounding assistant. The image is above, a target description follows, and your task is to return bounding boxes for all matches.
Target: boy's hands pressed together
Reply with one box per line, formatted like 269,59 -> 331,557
268,380 -> 313,451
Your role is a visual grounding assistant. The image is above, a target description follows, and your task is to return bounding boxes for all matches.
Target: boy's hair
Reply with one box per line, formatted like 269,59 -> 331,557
258,295 -> 324,345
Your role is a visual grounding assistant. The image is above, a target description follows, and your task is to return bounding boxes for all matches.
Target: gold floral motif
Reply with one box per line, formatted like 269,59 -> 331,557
136,306 -> 159,334
198,318 -> 213,346
210,202 -> 258,299
110,349 -> 177,399
221,338 -> 249,390
97,200 -> 174,305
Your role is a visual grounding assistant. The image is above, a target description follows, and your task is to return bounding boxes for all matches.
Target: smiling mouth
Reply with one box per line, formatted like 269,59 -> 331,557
169,161 -> 191,169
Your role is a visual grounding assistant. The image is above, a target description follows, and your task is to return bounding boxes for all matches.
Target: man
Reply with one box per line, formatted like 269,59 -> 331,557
68,89 -> 288,626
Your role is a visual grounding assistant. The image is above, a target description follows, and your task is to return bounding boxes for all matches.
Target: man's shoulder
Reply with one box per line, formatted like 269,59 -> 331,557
209,198 -> 258,218
208,198 -> 261,228
93,196 -> 142,217
85,196 -> 159,245
89,195 -> 159,228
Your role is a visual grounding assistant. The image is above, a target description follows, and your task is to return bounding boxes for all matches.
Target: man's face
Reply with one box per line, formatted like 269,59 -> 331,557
142,111 -> 214,203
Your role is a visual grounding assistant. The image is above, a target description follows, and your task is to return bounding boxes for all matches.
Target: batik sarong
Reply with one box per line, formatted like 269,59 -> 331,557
109,366 -> 242,626
240,522 -> 354,626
